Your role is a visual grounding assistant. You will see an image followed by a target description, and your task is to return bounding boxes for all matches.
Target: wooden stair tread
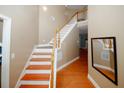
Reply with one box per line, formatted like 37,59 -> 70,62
32,52 -> 52,55
21,74 -> 50,81
26,65 -> 51,70
20,85 -> 49,88
30,58 -> 51,62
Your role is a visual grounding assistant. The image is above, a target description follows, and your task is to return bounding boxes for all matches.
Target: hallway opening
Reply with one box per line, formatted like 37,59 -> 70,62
56,49 -> 94,88
56,15 -> 91,88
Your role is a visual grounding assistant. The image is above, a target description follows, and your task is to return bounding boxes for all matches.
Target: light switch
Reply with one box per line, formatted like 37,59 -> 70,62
11,53 -> 15,59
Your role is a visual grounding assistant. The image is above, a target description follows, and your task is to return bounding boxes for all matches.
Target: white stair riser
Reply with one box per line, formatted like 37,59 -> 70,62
29,62 -> 51,65
20,81 -> 49,85
31,55 -> 51,58
37,44 -> 53,47
60,34 -> 65,36
25,70 -> 51,74
33,49 -> 52,53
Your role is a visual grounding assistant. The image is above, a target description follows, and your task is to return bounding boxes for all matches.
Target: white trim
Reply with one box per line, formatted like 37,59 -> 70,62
49,48 -> 58,88
37,44 -> 53,47
31,55 -> 51,58
0,14 -> 11,88
29,62 -> 51,65
57,56 -> 79,72
94,64 -> 114,73
49,71 -> 51,88
53,48 -> 57,88
19,81 -> 49,86
15,46 -> 35,88
25,70 -> 51,74
0,42 -> 2,47
33,49 -> 52,53
88,74 -> 100,88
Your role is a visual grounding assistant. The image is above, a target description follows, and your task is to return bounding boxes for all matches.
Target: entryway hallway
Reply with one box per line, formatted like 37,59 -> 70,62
57,49 -> 94,88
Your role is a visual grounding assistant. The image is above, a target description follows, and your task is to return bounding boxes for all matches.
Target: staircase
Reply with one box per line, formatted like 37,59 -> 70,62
17,22 -> 76,88
16,45 -> 53,88
16,9 -> 87,88
49,23 -> 77,47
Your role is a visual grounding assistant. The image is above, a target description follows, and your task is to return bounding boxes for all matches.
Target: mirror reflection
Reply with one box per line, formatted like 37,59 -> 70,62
91,37 -> 117,85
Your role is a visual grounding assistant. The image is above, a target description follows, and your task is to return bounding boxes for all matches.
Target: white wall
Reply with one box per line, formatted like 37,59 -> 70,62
88,6 -> 124,87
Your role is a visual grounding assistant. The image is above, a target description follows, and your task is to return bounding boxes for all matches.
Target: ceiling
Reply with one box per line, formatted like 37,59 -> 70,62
65,5 -> 87,10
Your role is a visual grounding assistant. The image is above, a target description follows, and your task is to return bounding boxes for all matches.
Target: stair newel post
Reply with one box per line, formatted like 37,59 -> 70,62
77,12 -> 78,21
54,30 -> 57,49
50,29 -> 58,88
50,48 -> 54,88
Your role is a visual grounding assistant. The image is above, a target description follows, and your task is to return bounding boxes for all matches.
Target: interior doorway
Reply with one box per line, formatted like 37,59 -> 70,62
0,14 -> 11,88
0,19 -> 3,88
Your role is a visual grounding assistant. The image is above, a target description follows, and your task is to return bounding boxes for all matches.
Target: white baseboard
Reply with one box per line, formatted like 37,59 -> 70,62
88,74 -> 100,88
57,56 -> 79,72
94,64 -> 114,73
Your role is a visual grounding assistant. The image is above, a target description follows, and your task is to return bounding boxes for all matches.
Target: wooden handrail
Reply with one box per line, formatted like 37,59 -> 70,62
57,8 -> 87,33
54,30 -> 57,48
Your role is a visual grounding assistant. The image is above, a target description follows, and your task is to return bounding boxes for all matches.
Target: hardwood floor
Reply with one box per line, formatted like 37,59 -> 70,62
56,49 -> 94,88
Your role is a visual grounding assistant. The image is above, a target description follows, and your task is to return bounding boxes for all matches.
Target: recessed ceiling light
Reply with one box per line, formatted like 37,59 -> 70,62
42,6 -> 47,12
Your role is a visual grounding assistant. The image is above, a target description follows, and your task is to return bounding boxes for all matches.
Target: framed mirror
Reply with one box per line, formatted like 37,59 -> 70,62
91,37 -> 118,85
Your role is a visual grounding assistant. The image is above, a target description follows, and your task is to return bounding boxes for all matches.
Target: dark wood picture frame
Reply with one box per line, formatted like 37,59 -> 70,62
91,37 -> 118,85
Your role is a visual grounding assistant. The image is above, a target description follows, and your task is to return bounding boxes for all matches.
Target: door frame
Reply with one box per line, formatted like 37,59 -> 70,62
0,14 -> 11,88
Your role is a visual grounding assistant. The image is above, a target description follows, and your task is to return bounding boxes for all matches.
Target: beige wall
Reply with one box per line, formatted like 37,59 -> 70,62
58,25 -> 79,68
88,6 -> 124,87
0,5 -> 39,87
38,5 -> 75,44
